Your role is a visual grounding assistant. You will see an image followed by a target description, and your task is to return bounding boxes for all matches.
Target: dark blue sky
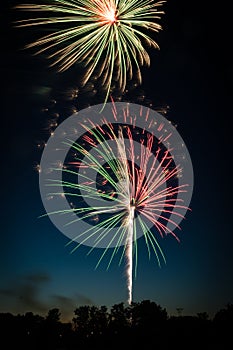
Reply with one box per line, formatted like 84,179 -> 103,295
1,1 -> 232,321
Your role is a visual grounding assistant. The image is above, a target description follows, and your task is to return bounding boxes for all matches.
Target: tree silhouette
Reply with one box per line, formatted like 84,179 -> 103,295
109,302 -> 129,331
130,300 -> 167,329
214,303 -> 233,323
46,308 -> 61,323
73,305 -> 91,335
197,311 -> 209,321
0,301 -> 232,349
89,305 -> 108,335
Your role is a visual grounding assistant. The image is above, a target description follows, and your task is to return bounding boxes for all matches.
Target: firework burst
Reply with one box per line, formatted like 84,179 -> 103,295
15,0 -> 166,103
39,102 -> 193,304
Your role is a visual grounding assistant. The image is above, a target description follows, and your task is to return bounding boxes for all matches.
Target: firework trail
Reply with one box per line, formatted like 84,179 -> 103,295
15,0 -> 165,104
116,127 -> 134,304
39,102 -> 193,304
125,206 -> 134,304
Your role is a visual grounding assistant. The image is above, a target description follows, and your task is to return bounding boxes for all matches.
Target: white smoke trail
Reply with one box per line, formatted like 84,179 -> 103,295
126,205 -> 135,305
115,127 -> 135,305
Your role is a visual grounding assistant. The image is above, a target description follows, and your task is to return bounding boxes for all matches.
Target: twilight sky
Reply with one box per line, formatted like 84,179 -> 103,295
1,1 -> 232,321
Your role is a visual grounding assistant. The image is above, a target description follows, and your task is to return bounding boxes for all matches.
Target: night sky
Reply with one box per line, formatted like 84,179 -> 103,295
1,1 -> 232,322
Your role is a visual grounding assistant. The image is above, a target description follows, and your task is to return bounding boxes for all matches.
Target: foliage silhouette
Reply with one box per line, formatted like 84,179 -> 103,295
0,300 -> 232,349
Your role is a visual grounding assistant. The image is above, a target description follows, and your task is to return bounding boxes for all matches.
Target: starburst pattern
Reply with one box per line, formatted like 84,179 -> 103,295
15,0 -> 166,103
38,101 -> 193,304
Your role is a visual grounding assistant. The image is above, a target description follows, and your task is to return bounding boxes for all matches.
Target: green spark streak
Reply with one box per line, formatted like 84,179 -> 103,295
69,212 -> 126,254
138,215 -> 166,266
133,216 -> 138,278
64,146 -> 125,193
92,223 -> 128,270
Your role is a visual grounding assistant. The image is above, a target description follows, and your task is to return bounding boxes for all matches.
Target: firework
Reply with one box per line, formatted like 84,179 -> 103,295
39,101 -> 193,304
15,0 -> 166,104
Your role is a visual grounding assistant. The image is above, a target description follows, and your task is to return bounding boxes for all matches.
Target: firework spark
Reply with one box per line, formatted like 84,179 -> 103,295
15,0 -> 166,104
39,102 -> 193,304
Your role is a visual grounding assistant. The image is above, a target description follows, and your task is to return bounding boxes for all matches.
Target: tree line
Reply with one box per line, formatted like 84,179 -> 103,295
0,300 -> 232,349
